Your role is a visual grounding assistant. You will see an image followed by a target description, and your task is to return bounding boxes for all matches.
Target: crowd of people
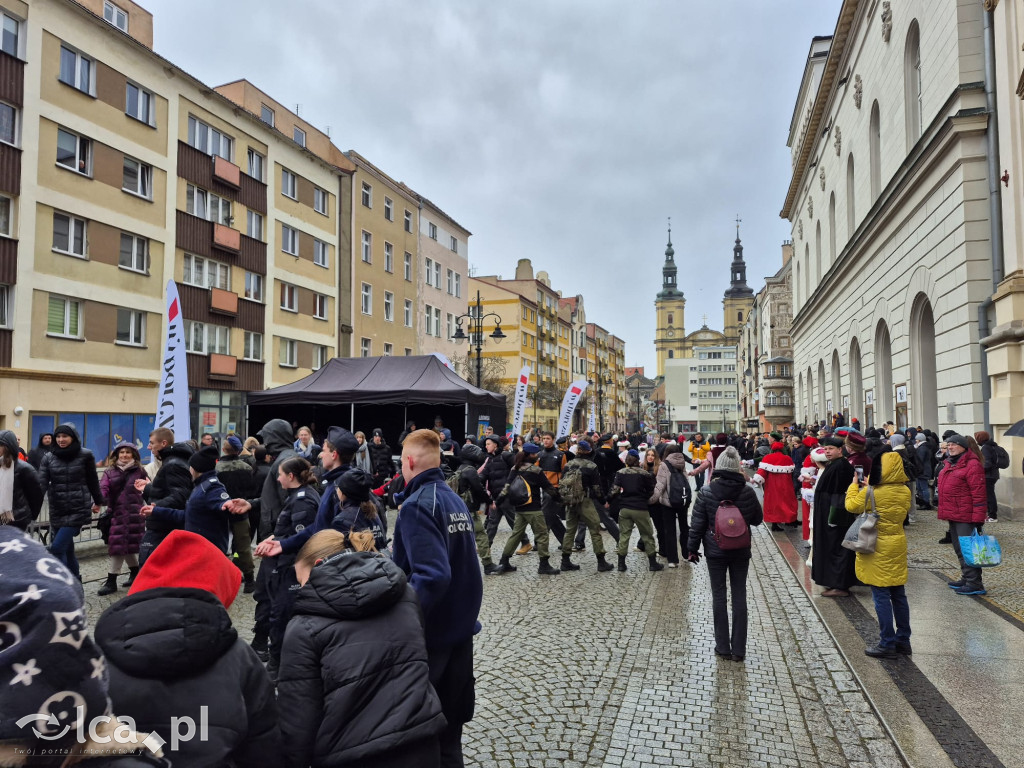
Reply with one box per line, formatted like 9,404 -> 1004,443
0,413 -> 1010,765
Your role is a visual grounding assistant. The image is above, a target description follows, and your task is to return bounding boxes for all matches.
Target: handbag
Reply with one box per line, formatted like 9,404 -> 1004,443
841,487 -> 879,554
96,509 -> 113,545
959,527 -> 1002,567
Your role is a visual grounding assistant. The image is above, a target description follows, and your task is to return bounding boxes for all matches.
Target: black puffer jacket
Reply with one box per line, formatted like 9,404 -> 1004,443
278,551 -> 445,768
37,427 -> 102,528
95,587 -> 282,768
141,442 -> 194,534
481,449 -> 513,498
0,430 -> 43,529
367,439 -> 395,483
687,469 -> 763,560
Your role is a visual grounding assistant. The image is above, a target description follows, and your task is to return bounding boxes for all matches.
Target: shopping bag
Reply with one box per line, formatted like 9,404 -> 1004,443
959,528 -> 1002,568
841,487 -> 879,554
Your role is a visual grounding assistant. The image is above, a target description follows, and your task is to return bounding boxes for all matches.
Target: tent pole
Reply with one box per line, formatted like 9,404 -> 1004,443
465,403 -> 469,441
350,403 -> 354,431
404,405 -> 407,432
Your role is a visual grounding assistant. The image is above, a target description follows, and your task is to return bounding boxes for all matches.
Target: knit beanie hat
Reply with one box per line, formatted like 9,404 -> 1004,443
946,434 -> 968,449
845,432 -> 867,451
889,434 -> 906,448
915,433 -> 927,443
576,440 -> 591,453
129,529 -> 241,609
225,435 -> 243,453
0,527 -> 111,742
188,445 -> 219,474
715,433 -> 729,445
715,446 -> 742,472
337,468 -> 373,502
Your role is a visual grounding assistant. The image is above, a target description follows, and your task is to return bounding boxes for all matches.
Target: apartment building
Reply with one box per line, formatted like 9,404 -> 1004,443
0,0 -> 350,454
412,191 -> 469,360
466,276 -> 536,384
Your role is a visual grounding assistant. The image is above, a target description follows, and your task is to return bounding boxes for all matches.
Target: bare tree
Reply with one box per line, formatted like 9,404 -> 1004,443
453,353 -> 515,400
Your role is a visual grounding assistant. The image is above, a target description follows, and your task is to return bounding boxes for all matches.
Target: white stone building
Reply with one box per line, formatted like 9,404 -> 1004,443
784,1 -> 992,434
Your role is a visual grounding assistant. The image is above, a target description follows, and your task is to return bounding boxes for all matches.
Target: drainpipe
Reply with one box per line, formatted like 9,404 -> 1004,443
980,7 -> 1003,434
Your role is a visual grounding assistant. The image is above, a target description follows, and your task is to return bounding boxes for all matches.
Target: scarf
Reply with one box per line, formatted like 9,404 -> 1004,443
294,439 -> 314,458
116,457 -> 136,470
0,462 -> 13,524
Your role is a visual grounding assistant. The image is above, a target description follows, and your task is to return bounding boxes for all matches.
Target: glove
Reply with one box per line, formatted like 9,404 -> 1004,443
749,474 -> 764,486
686,551 -> 701,564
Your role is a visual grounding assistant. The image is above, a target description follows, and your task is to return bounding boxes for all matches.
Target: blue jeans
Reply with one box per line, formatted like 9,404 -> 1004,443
50,526 -> 82,579
915,478 -> 931,506
870,585 -> 911,648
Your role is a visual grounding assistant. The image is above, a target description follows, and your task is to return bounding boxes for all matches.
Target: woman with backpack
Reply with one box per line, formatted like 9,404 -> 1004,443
974,431 -> 1005,522
686,446 -> 763,662
492,443 -> 560,575
648,443 -> 692,568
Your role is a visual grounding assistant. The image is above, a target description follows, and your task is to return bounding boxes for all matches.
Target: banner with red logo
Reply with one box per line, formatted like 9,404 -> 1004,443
557,379 -> 589,440
155,280 -> 190,439
511,365 -> 531,437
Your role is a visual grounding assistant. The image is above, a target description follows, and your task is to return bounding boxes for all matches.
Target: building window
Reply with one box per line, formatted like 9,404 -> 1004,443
186,184 -> 231,224
404,209 -> 412,232
446,312 -> 455,339
280,282 -> 298,312
313,344 -> 328,370
52,212 -> 86,257
384,242 -> 393,273
280,338 -> 297,367
668,350 -> 674,359
446,269 -> 455,295
905,21 -> 923,149
0,284 -> 8,328
0,103 -> 16,147
293,126 -> 306,147
59,45 -> 93,95
454,273 -> 461,298
118,233 -> 147,273
246,210 -> 263,240
314,238 -> 328,268
0,195 -> 17,237
404,347 -> 412,356
243,331 -> 263,361
425,305 -> 435,336
183,253 -> 229,290
361,231 -> 372,263
360,338 -> 371,357
281,225 -> 298,256
122,157 -> 152,199
260,104 -> 274,126
116,308 -> 145,346
361,181 -> 372,208
244,271 -> 263,302
428,222 -> 437,240
869,100 -> 881,202
314,293 -> 328,320
103,1 -> 128,31
47,295 -> 81,338
56,128 -> 91,175
2,14 -> 19,58
425,258 -> 434,286
187,115 -> 232,160
281,168 -> 297,199
247,149 -> 264,181
361,283 -> 372,315
433,261 -> 441,288
125,82 -> 154,126
186,323 -> 229,355
314,187 -> 327,215
450,235 -> 458,253
383,343 -> 393,356
404,252 -> 412,281
403,299 -> 412,327
384,291 -> 394,322
383,196 -> 393,221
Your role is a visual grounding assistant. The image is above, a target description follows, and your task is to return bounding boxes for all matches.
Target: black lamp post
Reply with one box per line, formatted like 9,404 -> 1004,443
450,290 -> 505,388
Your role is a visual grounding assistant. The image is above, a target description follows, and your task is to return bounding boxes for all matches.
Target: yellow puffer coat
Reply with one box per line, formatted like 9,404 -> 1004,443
691,441 -> 711,462
844,452 -> 910,587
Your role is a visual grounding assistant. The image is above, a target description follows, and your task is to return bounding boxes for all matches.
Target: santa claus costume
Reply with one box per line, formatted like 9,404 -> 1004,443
752,442 -> 798,530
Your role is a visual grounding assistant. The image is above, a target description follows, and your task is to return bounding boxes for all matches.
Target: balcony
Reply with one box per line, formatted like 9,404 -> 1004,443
213,223 -> 241,253
210,287 -> 238,316
209,353 -> 237,379
212,156 -> 241,188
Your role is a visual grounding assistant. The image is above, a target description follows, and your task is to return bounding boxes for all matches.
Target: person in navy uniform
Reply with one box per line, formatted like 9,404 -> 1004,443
392,429 -> 483,768
141,445 -> 235,554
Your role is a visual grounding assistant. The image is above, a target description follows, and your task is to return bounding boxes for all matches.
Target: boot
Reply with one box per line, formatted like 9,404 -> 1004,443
122,566 -> 139,587
596,553 -> 614,572
560,553 -> 581,571
617,555 -> 628,572
537,557 -> 560,575
97,574 -> 119,596
492,556 -> 517,575
243,575 -> 256,594
648,555 -> 665,572
483,562 -> 498,575
250,633 -> 269,662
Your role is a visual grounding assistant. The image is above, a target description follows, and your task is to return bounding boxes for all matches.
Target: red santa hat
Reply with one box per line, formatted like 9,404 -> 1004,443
771,441 -> 785,451
129,529 -> 241,608
802,436 -> 819,448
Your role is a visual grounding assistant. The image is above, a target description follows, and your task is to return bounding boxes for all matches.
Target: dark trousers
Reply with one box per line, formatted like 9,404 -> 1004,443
573,502 -> 621,548
138,528 -> 168,566
985,478 -> 998,519
652,503 -> 688,564
427,638 -> 475,768
485,500 -> 527,546
542,493 -> 566,546
706,557 -> 750,656
268,561 -> 299,664
231,516 -> 254,580
252,557 -> 273,639
949,521 -> 984,589
50,526 -> 82,579
694,471 -> 705,492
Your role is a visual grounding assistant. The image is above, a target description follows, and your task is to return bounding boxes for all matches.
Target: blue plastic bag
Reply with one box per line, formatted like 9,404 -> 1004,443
959,528 -> 1002,568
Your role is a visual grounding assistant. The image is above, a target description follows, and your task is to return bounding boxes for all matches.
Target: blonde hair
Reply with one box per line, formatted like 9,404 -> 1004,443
242,436 -> 259,454
296,529 -> 377,573
403,428 -> 441,454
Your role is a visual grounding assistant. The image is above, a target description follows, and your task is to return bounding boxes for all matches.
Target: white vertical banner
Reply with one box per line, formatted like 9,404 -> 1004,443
511,366 -> 531,437
432,351 -> 455,371
556,379 -> 589,440
155,280 -> 190,439
588,398 -> 596,432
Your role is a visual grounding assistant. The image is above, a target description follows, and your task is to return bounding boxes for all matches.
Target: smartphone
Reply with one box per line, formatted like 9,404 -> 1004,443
855,466 -> 864,480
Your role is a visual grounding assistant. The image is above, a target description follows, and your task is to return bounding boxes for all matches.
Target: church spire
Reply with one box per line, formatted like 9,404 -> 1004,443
724,215 -> 753,298
658,217 -> 683,299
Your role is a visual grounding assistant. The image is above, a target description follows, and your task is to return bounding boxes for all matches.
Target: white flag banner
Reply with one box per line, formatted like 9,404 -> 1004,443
432,352 -> 455,371
511,365 -> 531,437
155,280 -> 190,439
588,398 -> 596,432
556,379 -> 589,440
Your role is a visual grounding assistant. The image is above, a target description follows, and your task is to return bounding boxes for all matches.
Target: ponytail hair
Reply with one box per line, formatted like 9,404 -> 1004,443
513,450 -> 537,470
295,529 -> 378,575
359,499 -> 378,520
279,456 -> 316,486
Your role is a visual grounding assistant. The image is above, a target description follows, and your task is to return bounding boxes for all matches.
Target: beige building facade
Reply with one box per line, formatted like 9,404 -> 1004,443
414,193 -> 469,360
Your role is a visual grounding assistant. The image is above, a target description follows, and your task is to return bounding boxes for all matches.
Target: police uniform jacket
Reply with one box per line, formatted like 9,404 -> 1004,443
151,470 -> 232,554
273,485 -> 321,566
277,463 -> 351,556
141,442 -> 194,534
331,498 -> 387,552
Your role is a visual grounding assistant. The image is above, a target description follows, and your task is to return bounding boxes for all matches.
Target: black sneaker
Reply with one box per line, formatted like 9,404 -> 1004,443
938,534 -> 952,544
864,644 -> 897,659
895,642 -> 913,655
250,636 -> 269,663
947,579 -> 965,589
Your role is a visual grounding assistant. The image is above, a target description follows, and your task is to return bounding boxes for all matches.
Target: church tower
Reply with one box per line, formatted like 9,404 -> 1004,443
722,219 -> 755,345
654,222 -> 686,377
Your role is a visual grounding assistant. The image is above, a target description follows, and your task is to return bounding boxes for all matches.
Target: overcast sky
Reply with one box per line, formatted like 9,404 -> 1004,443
147,0 -> 841,374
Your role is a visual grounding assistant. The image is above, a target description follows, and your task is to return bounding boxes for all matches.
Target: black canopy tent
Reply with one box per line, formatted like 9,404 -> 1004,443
246,355 -> 507,446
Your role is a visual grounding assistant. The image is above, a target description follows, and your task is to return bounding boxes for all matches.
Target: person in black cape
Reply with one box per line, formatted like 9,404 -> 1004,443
811,436 -> 858,596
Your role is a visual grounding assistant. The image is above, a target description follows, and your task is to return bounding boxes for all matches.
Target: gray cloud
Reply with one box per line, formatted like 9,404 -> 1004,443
146,0 -> 841,371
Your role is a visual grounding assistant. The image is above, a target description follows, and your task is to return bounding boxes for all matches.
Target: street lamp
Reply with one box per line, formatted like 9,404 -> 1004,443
451,290 -> 505,388
635,378 -> 642,433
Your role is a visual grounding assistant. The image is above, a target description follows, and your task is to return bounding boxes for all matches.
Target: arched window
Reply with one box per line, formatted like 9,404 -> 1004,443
874,320 -> 893,423
850,338 -> 863,419
905,21 -> 922,148
869,100 -> 881,201
795,262 -> 801,307
781,392 -> 791,406
804,244 -> 811,301
846,154 -> 856,235
737,311 -> 743,322
828,192 -> 836,262
766,391 -> 778,407
668,350 -> 674,359
667,313 -> 673,326
815,221 -> 822,285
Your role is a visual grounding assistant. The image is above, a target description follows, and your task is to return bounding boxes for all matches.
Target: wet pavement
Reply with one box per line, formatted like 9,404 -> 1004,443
69,501 -> 1023,768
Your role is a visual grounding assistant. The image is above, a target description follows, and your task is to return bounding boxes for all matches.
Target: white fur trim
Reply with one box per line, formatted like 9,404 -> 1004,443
750,473 -> 764,485
760,462 -> 795,474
